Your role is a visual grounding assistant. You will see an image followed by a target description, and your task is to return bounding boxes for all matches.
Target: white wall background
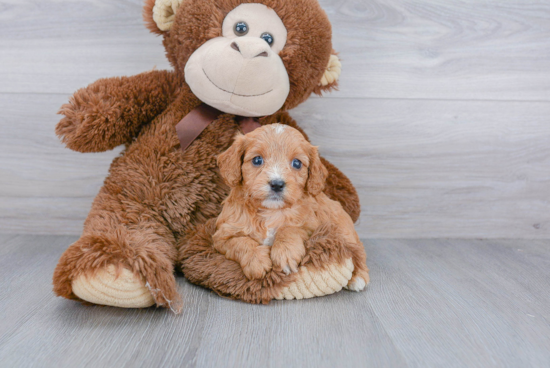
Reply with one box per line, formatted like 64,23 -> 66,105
0,0 -> 549,238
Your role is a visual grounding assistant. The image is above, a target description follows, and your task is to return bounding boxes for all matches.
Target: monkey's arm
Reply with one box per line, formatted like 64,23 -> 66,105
268,111 -> 361,223
56,70 -> 179,153
319,158 -> 361,223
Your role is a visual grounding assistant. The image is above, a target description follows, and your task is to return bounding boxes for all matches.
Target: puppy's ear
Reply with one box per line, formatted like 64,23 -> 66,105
218,134 -> 247,187
306,146 -> 328,196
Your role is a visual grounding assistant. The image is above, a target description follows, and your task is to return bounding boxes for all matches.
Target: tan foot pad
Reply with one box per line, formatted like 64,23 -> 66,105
72,265 -> 155,308
275,258 -> 354,300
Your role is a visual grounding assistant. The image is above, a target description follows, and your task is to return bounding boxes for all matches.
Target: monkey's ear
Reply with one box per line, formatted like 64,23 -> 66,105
314,52 -> 342,95
217,134 -> 247,187
143,0 -> 183,35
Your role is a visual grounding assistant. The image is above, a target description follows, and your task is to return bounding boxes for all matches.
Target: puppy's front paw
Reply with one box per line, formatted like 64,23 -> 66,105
241,245 -> 272,280
346,269 -> 370,292
271,244 -> 305,275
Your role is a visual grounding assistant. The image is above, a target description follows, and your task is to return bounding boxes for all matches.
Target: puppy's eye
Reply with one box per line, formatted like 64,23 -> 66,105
260,32 -> 274,46
292,159 -> 302,170
252,156 -> 264,166
234,22 -> 249,36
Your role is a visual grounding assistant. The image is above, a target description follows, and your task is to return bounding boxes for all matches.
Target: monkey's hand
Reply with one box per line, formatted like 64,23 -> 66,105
56,70 -> 179,152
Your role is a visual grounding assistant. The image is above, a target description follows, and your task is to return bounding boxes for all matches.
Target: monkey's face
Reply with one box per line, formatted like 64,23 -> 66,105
145,0 -> 340,115
184,4 -> 290,117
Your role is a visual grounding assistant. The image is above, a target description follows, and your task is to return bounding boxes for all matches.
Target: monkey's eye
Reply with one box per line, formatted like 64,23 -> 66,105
292,159 -> 302,170
252,156 -> 264,167
260,32 -> 274,46
234,22 -> 249,36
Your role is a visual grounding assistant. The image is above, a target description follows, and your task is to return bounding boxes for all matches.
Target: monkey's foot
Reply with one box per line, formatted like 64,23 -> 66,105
275,258 -> 354,300
72,265 -> 155,308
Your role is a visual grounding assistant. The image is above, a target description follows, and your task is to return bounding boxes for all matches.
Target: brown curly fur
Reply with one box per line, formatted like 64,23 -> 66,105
56,70 -> 181,152
53,0 -> 360,309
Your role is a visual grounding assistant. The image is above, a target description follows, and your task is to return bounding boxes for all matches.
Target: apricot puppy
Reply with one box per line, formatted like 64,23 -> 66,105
213,124 -> 369,290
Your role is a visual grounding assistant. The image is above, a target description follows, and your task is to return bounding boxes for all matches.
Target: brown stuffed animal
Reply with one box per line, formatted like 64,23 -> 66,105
53,0 -> 361,312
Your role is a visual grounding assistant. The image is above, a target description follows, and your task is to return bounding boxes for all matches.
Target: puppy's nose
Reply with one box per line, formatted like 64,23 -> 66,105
269,179 -> 285,193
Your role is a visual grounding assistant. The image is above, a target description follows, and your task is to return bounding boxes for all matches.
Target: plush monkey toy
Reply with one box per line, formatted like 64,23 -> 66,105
53,0 -> 362,312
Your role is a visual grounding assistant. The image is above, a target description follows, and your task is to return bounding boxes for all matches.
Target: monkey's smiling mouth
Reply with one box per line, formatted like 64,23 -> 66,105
202,69 -> 273,97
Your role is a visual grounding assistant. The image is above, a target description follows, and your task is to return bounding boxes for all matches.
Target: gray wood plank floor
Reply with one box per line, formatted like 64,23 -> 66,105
1,0 -> 549,238
1,235 -> 549,368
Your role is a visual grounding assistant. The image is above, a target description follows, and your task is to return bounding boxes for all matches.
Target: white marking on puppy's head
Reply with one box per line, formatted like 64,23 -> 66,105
273,124 -> 286,134
266,164 -> 283,181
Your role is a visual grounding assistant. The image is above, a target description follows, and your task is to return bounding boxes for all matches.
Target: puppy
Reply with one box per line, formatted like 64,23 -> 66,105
213,124 -> 369,291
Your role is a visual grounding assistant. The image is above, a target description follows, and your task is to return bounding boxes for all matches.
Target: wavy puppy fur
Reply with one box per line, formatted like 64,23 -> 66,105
179,125 -> 368,303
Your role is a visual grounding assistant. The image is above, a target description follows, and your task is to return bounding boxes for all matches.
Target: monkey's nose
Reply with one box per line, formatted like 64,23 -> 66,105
230,39 -> 270,59
230,42 -> 240,53
269,179 -> 285,193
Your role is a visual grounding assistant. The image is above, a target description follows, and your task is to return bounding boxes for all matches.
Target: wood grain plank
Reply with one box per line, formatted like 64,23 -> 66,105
293,98 -> 550,238
324,0 -> 550,100
4,93 -> 548,238
1,236 -> 549,367
1,0 -> 550,100
0,0 -> 170,94
0,93 -> 121,234
193,293 -> 405,368
367,238 -> 550,367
